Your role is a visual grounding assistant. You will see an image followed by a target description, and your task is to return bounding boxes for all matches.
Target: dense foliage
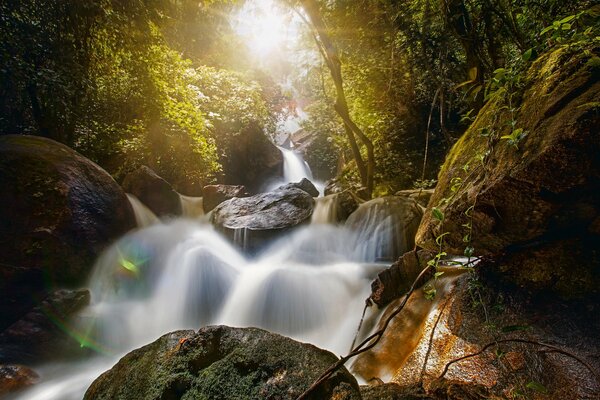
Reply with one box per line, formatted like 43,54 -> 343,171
1,0 -> 597,193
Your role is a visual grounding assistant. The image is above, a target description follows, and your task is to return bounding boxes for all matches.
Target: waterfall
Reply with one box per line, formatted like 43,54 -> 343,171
126,194 -> 159,228
14,193 -> 419,400
271,146 -> 324,195
179,194 -> 205,219
311,194 -> 338,224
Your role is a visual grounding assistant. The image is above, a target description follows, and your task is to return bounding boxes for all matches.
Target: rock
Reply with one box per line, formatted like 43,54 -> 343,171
84,326 -> 360,400
353,271 -> 600,399
202,184 -> 249,213
360,383 -> 431,400
0,289 -> 91,364
0,135 -> 135,329
0,365 -> 39,396
122,165 -> 182,217
211,183 -> 315,252
370,249 -> 435,308
278,177 -> 319,197
346,196 -> 423,262
415,46 -> 600,298
219,123 -> 283,193
395,189 -> 434,208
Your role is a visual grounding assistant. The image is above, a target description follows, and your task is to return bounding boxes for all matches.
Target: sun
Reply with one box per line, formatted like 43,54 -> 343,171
232,0 -> 297,58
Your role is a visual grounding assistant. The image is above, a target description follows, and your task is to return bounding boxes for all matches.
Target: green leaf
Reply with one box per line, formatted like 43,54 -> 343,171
434,271 -> 445,279
540,25 -> 554,35
522,48 -> 533,62
526,381 -> 548,393
464,246 -> 475,257
558,15 -> 576,24
432,207 -> 444,221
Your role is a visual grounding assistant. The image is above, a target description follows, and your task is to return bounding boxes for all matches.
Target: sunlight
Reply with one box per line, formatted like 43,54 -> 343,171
232,0 -> 299,58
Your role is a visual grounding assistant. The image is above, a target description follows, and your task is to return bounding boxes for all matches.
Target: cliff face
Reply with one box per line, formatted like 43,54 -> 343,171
416,45 -> 600,299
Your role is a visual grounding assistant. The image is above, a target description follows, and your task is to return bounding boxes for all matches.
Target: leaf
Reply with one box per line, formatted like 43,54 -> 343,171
501,324 -> 530,332
561,23 -> 571,30
464,246 -> 475,257
468,66 -> 478,80
432,207 -> 444,221
540,25 -> 554,35
558,15 -> 576,24
434,271 -> 445,279
522,48 -> 533,62
526,381 -> 548,393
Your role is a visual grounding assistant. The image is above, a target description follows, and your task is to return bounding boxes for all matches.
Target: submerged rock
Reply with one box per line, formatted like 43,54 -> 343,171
122,165 -> 182,217
202,184 -> 249,213
0,135 -> 135,329
211,182 -> 315,252
416,46 -> 600,299
0,289 -> 91,364
85,326 -> 360,400
0,364 -> 39,396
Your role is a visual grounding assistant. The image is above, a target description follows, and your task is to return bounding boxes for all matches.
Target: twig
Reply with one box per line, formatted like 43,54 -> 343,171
296,264 -> 433,400
438,338 -> 599,380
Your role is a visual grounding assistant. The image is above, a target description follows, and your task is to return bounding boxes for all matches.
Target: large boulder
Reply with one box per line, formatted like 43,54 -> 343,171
211,182 -> 315,252
220,123 -> 283,193
0,289 -> 91,364
415,46 -> 600,298
122,166 -> 182,217
202,184 -> 249,213
345,196 -> 423,262
0,135 -> 135,329
85,326 -> 360,400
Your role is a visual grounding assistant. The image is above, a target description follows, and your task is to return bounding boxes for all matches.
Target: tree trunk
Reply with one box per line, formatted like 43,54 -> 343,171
299,0 -> 375,197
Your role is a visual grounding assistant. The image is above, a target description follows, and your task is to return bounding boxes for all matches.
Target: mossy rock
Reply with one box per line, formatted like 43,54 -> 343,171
84,326 -> 360,400
416,45 -> 600,298
0,135 -> 136,328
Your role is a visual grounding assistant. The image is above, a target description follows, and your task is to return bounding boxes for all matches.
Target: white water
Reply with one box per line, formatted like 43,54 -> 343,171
311,194 -> 338,224
179,194 -> 205,219
269,146 -> 325,195
13,202 -> 419,399
126,194 -> 159,228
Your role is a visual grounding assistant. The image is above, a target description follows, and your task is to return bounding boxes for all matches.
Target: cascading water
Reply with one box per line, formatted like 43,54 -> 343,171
13,201 -> 412,399
270,146 -> 325,195
179,194 -> 205,219
126,194 -> 159,228
311,194 -> 339,224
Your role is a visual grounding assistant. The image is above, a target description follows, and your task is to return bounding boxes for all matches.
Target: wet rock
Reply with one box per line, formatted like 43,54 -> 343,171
416,46 -> 600,298
395,189 -> 434,208
370,249 -> 435,307
279,177 -> 320,197
353,271 -> 600,399
0,289 -> 91,364
219,123 -> 283,193
0,135 -> 135,329
0,365 -> 39,396
346,196 -> 423,262
211,182 -> 314,253
202,184 -> 249,213
122,165 -> 182,217
360,382 -> 432,400
85,326 -> 360,400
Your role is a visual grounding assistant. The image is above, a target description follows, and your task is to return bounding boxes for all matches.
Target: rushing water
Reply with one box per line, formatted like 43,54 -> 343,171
13,193 -> 419,399
268,146 -> 325,195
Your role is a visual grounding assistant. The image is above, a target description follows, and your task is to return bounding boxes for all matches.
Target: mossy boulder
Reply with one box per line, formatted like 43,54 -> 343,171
416,46 -> 600,298
84,326 -> 360,400
122,165 -> 182,217
0,135 -> 135,328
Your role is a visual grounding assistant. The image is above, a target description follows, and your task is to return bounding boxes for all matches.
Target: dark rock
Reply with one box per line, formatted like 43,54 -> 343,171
370,250 -> 435,307
395,189 -> 434,208
211,183 -> 315,253
0,289 -> 91,364
220,123 -> 283,193
0,365 -> 39,396
346,196 -> 423,262
84,326 -> 360,400
336,191 -> 360,222
360,383 -> 431,400
202,184 -> 249,213
122,165 -> 182,217
415,46 -> 600,298
0,135 -> 135,329
278,178 -> 319,197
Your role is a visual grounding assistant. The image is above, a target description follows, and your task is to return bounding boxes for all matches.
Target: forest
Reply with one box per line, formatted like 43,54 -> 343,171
0,0 -> 598,399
